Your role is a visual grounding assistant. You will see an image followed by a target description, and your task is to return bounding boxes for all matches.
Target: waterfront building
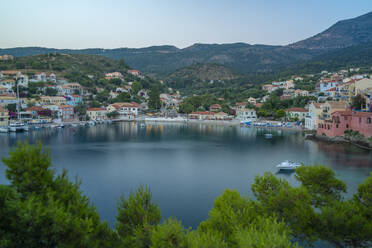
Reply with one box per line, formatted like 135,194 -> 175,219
87,108 -> 107,121
0,106 -> 9,126
317,111 -> 372,138
58,105 -> 74,122
286,107 -> 308,121
305,103 -> 322,130
210,104 -> 221,112
236,108 -> 257,121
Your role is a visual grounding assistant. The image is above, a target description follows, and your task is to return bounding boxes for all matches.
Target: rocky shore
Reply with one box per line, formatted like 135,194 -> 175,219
306,134 -> 372,150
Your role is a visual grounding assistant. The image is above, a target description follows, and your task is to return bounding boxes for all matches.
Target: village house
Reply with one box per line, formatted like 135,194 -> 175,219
235,102 -> 247,110
40,96 -> 67,106
0,86 -> 10,95
0,106 -> 9,126
128,70 -> 141,77
107,102 -> 140,117
26,106 -> 46,118
87,108 -> 107,121
0,79 -> 16,90
247,97 -> 256,105
294,89 -> 309,97
318,81 -> 341,93
1,70 -> 21,79
320,101 -> 349,120
58,105 -> 74,122
236,108 -> 257,122
0,55 -> 14,61
214,112 -> 230,120
105,72 -> 123,80
189,111 -> 215,120
305,102 -> 322,130
210,104 -> 221,112
58,83 -> 82,95
65,95 -> 83,106
286,107 -> 308,121
354,78 -> 372,95
317,111 -> 372,138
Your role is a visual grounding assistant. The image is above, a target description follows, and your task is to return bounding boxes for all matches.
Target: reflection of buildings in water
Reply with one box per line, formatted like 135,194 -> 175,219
145,124 -> 164,136
315,141 -> 372,168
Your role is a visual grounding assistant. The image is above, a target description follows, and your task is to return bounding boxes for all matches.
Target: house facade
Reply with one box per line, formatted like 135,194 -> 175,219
305,103 -> 322,130
87,108 -> 107,121
236,108 -> 257,121
286,107 -> 307,121
317,111 -> 372,138
58,105 -> 74,122
0,106 -> 9,126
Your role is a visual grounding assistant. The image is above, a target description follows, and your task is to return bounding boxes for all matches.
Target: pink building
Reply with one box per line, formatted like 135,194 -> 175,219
58,105 -> 74,122
317,111 -> 372,138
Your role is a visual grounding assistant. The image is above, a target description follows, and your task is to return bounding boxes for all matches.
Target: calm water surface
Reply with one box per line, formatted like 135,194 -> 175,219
0,122 -> 371,228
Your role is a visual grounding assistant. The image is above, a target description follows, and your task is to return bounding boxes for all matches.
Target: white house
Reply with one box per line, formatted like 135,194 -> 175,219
236,108 -> 257,122
319,81 -> 340,93
305,102 -> 322,130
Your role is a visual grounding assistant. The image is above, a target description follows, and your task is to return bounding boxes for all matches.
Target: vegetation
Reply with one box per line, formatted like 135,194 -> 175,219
0,143 -> 371,247
148,85 -> 161,110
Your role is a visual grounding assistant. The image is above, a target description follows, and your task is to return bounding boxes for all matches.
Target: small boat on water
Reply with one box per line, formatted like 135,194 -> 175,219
9,122 -> 28,132
264,133 -> 273,139
0,126 -> 8,133
276,160 -> 301,171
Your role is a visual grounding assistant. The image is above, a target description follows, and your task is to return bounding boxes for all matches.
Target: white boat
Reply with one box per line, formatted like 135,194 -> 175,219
276,160 -> 301,171
0,127 -> 8,133
264,133 -> 273,139
9,122 -> 28,132
88,121 -> 96,126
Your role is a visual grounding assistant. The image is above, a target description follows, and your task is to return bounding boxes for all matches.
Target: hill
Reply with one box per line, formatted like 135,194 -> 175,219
289,11 -> 372,50
0,53 -> 161,90
1,11 -> 372,80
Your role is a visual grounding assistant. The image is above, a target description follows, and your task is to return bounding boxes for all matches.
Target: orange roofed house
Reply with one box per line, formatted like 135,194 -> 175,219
87,108 -> 107,121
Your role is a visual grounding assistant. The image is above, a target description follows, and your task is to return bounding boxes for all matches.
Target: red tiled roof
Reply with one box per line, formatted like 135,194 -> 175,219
286,107 -> 307,112
190,111 -> 214,115
87,108 -> 105,111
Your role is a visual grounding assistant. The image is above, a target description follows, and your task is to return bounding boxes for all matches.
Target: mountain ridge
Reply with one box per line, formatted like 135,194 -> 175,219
1,11 -> 372,76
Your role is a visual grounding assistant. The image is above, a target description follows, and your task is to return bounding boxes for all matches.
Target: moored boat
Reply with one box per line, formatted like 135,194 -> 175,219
0,126 -> 8,133
276,160 -> 301,171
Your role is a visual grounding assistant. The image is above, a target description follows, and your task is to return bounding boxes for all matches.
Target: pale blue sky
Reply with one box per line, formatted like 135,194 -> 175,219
1,0 -> 371,49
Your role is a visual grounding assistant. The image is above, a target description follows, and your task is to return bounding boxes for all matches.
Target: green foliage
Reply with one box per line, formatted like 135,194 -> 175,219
235,216 -> 300,248
275,109 -> 286,120
132,81 -> 142,95
151,218 -> 188,248
295,165 -> 347,206
6,103 -> 17,112
116,185 -> 161,247
45,87 -> 58,96
148,85 -> 161,110
179,102 -> 194,114
352,94 -> 366,110
0,142 -> 118,247
107,111 -> 119,119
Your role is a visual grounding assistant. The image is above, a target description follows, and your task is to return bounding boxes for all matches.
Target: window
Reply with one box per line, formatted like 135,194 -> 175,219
346,124 -> 349,128
359,117 -> 362,123
368,118 -> 371,124
336,124 -> 339,128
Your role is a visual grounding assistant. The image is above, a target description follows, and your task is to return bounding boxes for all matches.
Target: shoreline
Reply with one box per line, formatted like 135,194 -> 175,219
306,134 -> 372,150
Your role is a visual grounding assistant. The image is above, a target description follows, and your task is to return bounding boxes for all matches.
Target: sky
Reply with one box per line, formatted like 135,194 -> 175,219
1,0 -> 371,49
